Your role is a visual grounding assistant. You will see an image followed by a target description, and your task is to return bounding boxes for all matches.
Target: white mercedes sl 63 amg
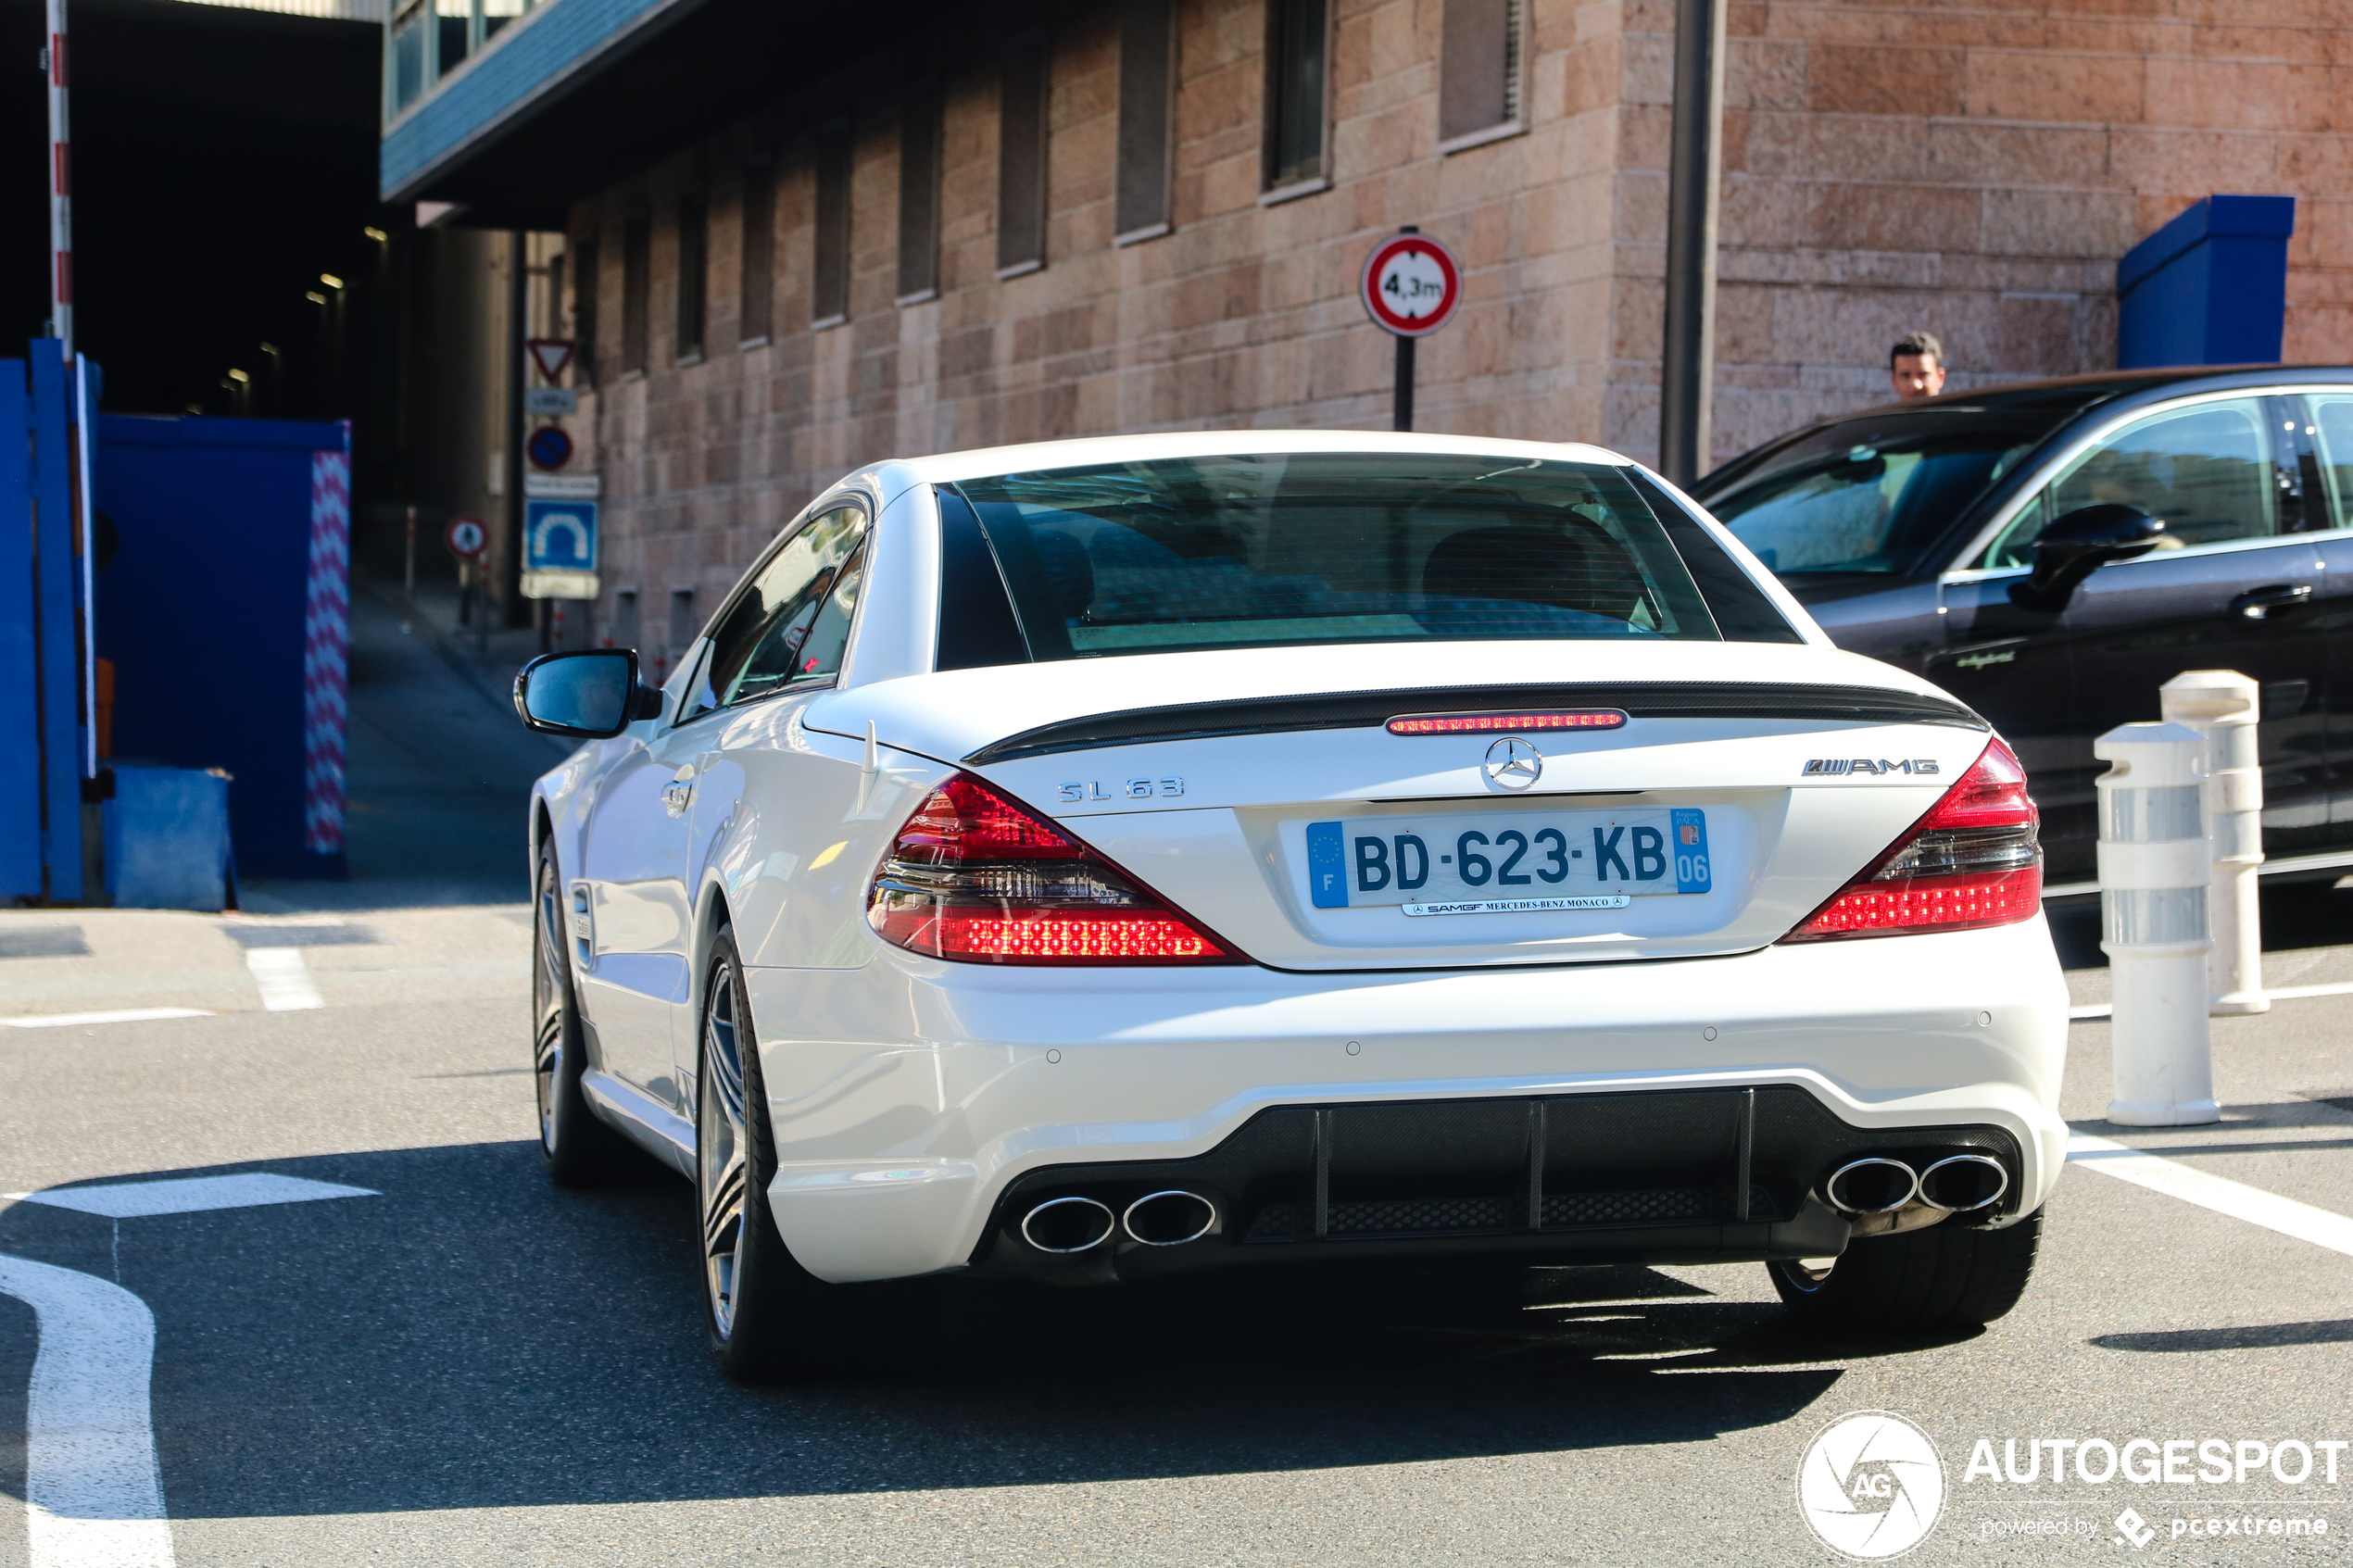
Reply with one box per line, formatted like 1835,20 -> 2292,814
511,431 -> 2066,1380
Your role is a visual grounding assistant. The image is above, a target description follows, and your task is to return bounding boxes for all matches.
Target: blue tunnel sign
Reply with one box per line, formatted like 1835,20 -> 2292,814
522,498 -> 598,598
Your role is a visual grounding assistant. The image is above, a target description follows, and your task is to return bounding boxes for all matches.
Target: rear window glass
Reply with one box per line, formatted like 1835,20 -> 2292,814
937,453 -> 1796,667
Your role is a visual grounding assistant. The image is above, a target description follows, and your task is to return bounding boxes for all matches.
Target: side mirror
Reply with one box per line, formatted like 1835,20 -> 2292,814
2007,503 -> 2164,612
512,649 -> 663,738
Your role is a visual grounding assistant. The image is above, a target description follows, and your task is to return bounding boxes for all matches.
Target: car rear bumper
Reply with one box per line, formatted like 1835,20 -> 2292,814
746,917 -> 2070,1284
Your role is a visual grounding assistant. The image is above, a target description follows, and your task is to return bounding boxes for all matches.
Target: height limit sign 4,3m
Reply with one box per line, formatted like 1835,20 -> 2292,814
1360,229 -> 1461,433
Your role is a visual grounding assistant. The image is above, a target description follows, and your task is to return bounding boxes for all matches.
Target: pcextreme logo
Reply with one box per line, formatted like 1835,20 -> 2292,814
1797,1411 -> 1947,1560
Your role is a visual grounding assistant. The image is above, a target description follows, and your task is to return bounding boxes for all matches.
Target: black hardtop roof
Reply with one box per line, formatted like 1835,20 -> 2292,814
1697,364 -> 2353,499
1841,364 -> 2353,421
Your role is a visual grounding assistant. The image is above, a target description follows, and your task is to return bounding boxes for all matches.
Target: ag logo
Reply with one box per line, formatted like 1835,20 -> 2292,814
1796,1411 -> 1945,1560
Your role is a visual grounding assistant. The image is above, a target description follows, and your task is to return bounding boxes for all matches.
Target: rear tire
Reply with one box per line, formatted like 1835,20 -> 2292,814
697,927 -> 922,1381
1769,1208 -> 2045,1331
534,839 -> 639,1185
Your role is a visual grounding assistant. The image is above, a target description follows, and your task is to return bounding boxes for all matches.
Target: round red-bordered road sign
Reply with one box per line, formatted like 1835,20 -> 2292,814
446,515 -> 487,559
1360,232 -> 1462,337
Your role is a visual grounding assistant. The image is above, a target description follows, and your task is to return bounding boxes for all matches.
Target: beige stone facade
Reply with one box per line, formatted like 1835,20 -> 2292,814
553,0 -> 2353,667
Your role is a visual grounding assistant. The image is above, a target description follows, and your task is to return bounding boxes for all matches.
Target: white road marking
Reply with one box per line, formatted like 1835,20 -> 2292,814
0,1253 -> 175,1568
244,947 -> 321,1010
2069,1134 -> 2353,1258
2265,980 -> 2353,1000
0,1010 -> 215,1029
2070,979 -> 2353,1022
7,1174 -> 378,1219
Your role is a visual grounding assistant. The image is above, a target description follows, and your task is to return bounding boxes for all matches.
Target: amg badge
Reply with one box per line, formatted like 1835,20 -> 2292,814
1802,758 -> 1941,777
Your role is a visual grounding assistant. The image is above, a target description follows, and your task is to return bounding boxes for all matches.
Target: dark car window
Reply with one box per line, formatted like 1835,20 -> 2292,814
682,506 -> 867,721
2306,394 -> 2353,529
937,452 -> 1803,667
1974,398 -> 2276,570
1699,412 -> 2051,575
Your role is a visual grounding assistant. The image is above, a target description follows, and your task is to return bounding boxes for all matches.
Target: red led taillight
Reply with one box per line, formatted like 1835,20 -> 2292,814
1387,709 -> 1628,735
866,774 -> 1242,965
1781,736 -> 2043,942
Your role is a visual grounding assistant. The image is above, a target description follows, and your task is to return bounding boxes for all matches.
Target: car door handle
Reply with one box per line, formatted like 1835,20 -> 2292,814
661,782 -> 694,817
2230,583 -> 2313,620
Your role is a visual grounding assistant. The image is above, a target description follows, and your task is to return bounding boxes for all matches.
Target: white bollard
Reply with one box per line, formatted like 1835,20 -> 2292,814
2096,721 -> 2221,1127
2158,670 -> 2267,1015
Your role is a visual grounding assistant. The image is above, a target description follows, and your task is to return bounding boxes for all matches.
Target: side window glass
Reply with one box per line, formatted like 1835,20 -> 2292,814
1982,400 -> 2277,571
680,506 -> 868,721
2306,395 -> 2353,530
1978,490 -> 2051,571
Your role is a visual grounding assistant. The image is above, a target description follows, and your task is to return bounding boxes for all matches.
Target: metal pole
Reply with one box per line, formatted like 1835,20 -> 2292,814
45,0 -> 71,352
1390,221 -> 1418,433
504,231 -> 528,627
1658,0 -> 1725,487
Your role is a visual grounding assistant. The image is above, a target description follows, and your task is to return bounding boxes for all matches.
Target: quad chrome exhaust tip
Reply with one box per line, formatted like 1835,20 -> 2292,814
1020,1196 -> 1116,1254
1823,1157 -> 1919,1216
1122,1190 -> 1217,1247
1918,1153 -> 2009,1213
1018,1190 -> 1220,1253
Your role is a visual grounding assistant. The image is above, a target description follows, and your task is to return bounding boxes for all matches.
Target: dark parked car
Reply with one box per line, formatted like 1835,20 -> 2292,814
1692,367 -> 2353,886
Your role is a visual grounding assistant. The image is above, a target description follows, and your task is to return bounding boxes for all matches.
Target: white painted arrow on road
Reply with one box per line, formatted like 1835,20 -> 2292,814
0,1254 -> 174,1568
0,1173 -> 378,1568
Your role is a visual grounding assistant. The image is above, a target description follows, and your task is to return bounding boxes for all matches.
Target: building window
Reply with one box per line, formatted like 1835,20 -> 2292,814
621,217 -> 649,374
572,235 -> 598,387
676,194 -> 708,361
611,589 -> 638,650
812,128 -> 851,329
1263,0 -> 1329,194
1114,0 -> 1175,244
997,33 -> 1049,277
739,164 -> 774,345
898,89 -> 942,305
388,0 -> 429,110
435,0 -> 470,71
668,588 -> 698,654
1440,0 -> 1525,150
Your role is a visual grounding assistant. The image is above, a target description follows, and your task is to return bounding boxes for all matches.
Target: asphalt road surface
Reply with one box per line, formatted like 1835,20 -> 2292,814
3,592 -> 2351,1566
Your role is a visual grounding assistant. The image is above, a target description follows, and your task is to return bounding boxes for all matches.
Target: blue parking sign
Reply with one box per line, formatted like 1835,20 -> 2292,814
525,499 -> 598,572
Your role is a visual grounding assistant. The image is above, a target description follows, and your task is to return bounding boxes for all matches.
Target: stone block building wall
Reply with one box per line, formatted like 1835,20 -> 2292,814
557,0 -> 2353,668
1629,0 -> 2353,462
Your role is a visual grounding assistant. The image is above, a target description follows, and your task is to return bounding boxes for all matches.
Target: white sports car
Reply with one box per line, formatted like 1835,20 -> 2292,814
513,432 -> 2066,1380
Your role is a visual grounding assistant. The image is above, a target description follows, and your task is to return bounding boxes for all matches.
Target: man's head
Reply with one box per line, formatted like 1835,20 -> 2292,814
1889,332 -> 1946,400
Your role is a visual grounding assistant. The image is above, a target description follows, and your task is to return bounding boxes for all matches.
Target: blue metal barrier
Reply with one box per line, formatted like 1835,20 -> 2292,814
0,340 -> 95,903
2118,194 -> 2297,370
94,414 -> 351,880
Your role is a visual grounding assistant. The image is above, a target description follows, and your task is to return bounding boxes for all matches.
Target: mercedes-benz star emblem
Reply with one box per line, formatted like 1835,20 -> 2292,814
1482,736 -> 1543,790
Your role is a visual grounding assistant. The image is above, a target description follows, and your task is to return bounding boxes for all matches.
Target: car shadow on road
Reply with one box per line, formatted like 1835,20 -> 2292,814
0,1140 -> 1985,1519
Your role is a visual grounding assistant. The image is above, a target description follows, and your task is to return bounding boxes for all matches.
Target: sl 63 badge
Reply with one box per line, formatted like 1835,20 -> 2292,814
1802,759 -> 1940,777
1060,777 -> 1185,802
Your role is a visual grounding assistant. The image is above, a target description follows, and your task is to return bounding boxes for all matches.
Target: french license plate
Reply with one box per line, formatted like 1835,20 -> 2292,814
1305,809 -> 1710,916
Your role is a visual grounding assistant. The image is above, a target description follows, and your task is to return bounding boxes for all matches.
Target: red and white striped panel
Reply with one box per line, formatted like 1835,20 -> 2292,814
301,444 -> 351,856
